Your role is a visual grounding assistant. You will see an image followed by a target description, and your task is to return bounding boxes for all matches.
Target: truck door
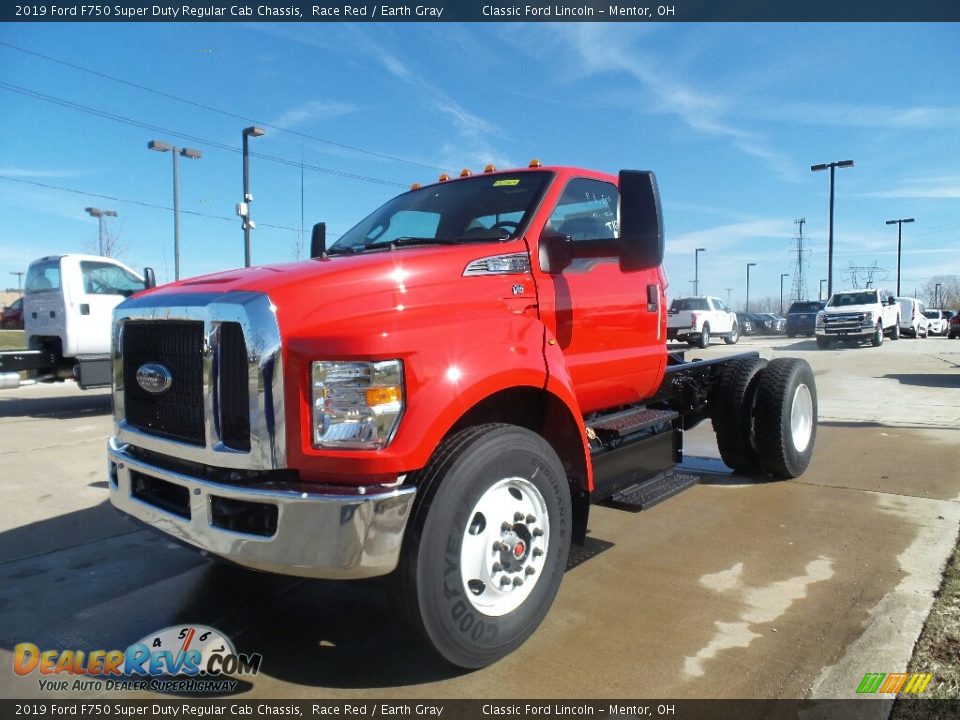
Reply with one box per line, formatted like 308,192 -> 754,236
74,259 -> 145,356
533,175 -> 665,413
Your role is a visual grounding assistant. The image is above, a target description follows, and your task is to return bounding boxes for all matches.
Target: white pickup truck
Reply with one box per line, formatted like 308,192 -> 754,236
815,288 -> 901,349
0,254 -> 153,390
667,296 -> 739,348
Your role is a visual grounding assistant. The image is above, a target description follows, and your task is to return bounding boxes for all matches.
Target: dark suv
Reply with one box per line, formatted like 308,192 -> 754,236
786,300 -> 825,337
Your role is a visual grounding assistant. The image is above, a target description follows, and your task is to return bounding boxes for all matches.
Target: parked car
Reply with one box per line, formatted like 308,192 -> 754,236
949,312 -> 960,339
923,309 -> 948,337
762,313 -> 787,335
0,297 -> 23,329
785,300 -> 824,337
747,313 -> 777,334
896,297 -> 927,338
735,312 -> 754,335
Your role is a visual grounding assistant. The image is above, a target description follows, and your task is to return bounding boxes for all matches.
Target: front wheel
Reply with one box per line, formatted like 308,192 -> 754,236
697,324 -> 710,349
724,323 -> 740,345
871,322 -> 883,347
392,424 -> 571,669
816,337 -> 832,349
754,358 -> 818,479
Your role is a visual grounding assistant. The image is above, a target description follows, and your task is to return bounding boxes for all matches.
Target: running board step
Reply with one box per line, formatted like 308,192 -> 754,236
608,470 -> 699,512
589,408 -> 679,437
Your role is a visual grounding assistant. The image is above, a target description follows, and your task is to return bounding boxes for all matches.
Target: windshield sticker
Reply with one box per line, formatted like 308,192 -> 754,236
493,179 -> 520,187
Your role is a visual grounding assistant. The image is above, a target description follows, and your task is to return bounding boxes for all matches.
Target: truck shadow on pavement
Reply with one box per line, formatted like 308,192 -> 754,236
882,372 -> 960,389
0,497 -> 616,690
0,391 -> 111,420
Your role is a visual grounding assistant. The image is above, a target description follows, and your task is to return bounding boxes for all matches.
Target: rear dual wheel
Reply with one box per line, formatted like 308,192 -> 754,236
392,424 -> 571,669
711,357 -> 817,479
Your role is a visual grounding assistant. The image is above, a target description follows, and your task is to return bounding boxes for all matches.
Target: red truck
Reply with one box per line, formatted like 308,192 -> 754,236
107,163 -> 817,668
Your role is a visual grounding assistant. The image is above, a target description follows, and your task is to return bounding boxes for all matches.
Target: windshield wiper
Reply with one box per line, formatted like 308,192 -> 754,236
365,236 -> 466,249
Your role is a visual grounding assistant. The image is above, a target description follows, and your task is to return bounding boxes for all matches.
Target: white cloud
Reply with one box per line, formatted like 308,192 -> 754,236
0,167 -> 85,178
860,178 -> 960,200
269,100 -> 358,129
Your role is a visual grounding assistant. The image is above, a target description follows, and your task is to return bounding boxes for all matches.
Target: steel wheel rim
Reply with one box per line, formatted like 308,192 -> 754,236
790,383 -> 814,453
459,477 -> 550,617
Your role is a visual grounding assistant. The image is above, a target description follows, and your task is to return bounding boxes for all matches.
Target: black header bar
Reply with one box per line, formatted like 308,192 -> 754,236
5,1 -> 960,23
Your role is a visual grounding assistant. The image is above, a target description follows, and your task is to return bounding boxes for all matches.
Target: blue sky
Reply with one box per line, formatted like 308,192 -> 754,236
1,21 -> 958,309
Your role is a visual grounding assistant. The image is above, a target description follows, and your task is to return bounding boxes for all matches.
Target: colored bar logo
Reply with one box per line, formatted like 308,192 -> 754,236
857,672 -> 932,694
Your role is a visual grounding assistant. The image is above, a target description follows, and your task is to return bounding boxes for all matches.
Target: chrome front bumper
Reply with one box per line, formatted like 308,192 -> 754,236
107,438 -> 416,579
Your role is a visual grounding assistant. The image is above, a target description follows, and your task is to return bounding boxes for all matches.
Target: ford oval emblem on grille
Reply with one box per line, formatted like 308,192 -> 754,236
136,363 -> 173,394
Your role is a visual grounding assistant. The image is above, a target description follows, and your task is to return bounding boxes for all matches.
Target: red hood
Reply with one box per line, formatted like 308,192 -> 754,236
139,242 -> 529,342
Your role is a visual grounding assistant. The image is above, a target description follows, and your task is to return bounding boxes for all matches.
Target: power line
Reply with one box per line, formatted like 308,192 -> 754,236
0,173 -> 346,236
0,40 -> 445,172
0,81 -> 407,189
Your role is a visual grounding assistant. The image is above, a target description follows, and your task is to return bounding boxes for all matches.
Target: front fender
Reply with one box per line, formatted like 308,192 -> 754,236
285,311 -> 588,484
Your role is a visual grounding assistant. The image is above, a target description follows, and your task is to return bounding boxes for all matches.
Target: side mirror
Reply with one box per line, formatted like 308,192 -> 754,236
538,231 -> 572,274
618,170 -> 664,272
310,222 -> 327,259
143,267 -> 156,289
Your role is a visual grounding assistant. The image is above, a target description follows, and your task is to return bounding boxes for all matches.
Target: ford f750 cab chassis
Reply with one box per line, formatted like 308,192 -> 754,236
107,164 -> 817,668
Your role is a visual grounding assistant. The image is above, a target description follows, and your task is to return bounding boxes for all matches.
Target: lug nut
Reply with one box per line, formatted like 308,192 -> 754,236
512,577 -> 524,587
526,514 -> 536,524
501,522 -> 512,532
493,541 -> 505,552
514,512 -> 525,522
533,548 -> 544,557
492,562 -> 502,573
525,566 -> 535,576
533,528 -> 543,537
500,576 -> 511,587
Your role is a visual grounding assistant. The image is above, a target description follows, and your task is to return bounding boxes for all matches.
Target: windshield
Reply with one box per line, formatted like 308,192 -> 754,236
80,261 -> 145,297
923,310 -> 940,319
828,291 -> 878,307
329,172 -> 551,253
788,302 -> 822,313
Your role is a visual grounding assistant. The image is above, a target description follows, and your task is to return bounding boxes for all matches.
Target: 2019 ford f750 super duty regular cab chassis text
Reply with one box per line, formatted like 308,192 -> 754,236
107,164 -> 818,668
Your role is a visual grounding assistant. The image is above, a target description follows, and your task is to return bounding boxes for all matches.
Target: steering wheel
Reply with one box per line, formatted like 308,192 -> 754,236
90,278 -> 110,294
491,221 -> 520,237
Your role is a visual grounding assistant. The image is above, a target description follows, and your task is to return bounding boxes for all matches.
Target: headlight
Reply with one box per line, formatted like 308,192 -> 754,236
816,312 -> 825,327
311,360 -> 403,449
862,311 -> 874,326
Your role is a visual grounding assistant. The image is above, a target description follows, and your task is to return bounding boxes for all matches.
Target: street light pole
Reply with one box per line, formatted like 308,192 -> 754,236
725,288 -> 732,306
694,247 -> 706,296
885,217 -> 915,297
746,263 -> 757,313
780,273 -> 789,315
149,140 -> 202,281
84,207 -> 118,256
241,126 -> 265,267
10,272 -> 24,293
820,278 -> 827,301
935,282 -> 942,308
811,159 -> 854,298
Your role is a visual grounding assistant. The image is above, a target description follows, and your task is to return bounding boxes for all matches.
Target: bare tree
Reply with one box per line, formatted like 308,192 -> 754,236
82,225 -> 127,259
922,275 -> 960,309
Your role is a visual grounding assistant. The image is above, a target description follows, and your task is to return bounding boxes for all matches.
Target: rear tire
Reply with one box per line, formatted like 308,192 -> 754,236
891,322 -> 900,340
754,359 -> 817,479
392,424 -> 571,669
710,357 -> 767,475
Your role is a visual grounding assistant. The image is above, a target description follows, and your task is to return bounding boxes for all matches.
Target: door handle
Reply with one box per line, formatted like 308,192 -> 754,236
646,284 -> 658,312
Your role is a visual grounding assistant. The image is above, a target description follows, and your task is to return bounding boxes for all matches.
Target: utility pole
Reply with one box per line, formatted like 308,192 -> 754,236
725,288 -> 732,306
10,271 -> 24,293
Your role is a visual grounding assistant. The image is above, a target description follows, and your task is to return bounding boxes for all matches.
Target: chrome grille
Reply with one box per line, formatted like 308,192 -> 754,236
823,313 -> 865,331
112,291 -> 285,471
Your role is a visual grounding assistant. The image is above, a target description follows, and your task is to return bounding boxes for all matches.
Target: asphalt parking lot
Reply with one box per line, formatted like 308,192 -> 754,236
0,333 -> 958,700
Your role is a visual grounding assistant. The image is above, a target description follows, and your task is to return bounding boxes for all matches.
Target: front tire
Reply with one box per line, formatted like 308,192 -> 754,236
816,337 -> 832,349
754,358 -> 817,479
697,324 -> 710,349
724,323 -> 740,345
392,424 -> 571,669
871,322 -> 883,347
